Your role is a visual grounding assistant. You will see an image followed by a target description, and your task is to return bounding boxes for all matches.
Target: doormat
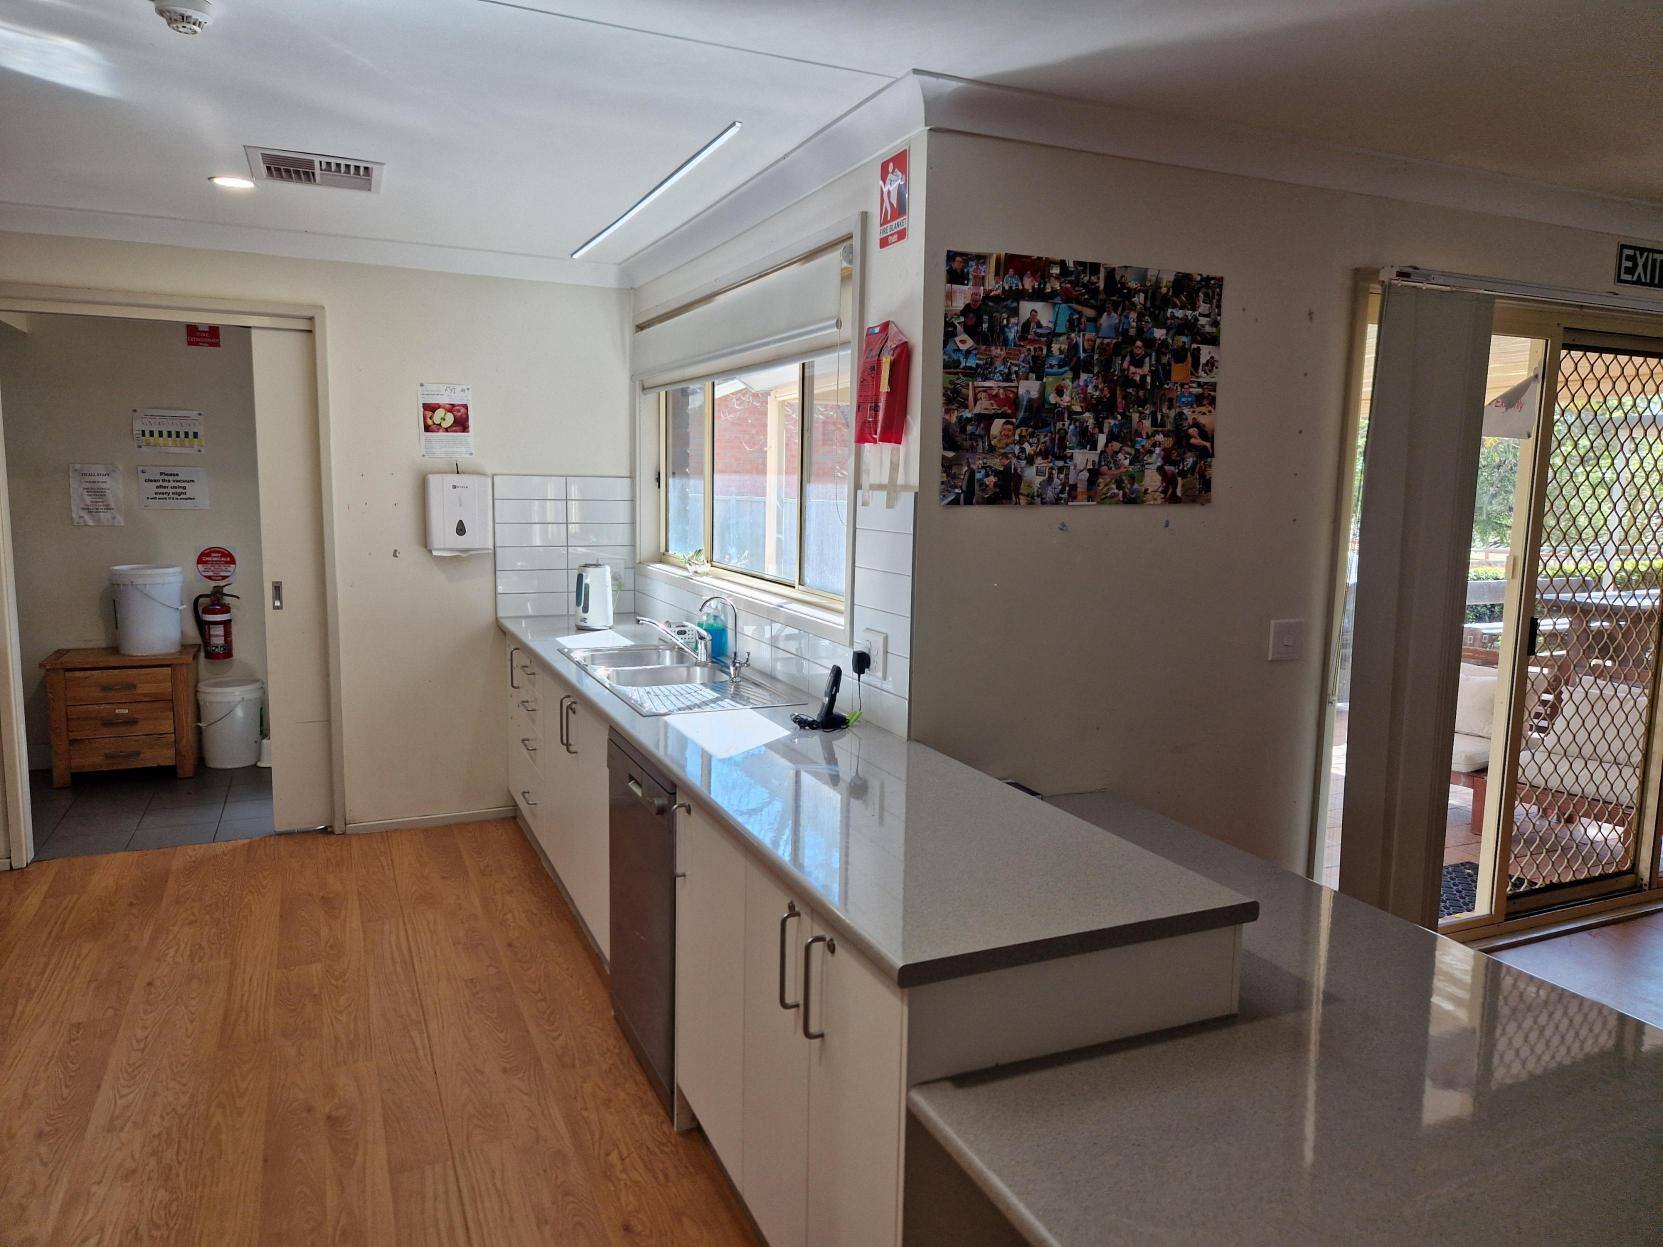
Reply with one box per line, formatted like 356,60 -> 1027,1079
1441,861 -> 1480,919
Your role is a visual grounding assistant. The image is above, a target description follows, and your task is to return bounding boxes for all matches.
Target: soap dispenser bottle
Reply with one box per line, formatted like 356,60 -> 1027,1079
697,606 -> 729,663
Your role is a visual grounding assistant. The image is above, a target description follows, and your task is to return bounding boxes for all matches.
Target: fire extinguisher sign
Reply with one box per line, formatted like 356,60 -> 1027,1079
877,148 -> 909,249
196,545 -> 237,584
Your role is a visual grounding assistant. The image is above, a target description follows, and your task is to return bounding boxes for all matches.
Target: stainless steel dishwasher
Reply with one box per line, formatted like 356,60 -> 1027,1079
607,731 -> 677,1117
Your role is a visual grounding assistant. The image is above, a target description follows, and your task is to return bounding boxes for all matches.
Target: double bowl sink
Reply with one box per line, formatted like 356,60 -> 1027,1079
565,643 -> 806,717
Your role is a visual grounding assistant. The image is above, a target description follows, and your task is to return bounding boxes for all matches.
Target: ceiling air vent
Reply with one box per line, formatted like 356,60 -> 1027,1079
244,146 -> 383,193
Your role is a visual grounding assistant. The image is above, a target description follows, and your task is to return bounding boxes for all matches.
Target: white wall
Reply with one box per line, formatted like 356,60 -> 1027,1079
632,138 -> 928,736
0,314 -> 266,760
0,233 -> 631,826
913,129 -> 1660,871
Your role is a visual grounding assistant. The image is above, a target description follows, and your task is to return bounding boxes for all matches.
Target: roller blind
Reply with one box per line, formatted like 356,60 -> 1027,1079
634,245 -> 846,391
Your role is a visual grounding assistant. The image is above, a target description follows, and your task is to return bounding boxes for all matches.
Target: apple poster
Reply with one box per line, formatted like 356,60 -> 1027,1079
419,381 -> 475,458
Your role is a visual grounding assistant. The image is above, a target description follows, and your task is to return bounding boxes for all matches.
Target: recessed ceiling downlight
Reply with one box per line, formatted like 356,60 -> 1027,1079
210,175 -> 255,190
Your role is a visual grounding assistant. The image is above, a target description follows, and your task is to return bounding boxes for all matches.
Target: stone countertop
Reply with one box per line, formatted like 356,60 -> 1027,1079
499,616 -> 1257,987
907,790 -> 1663,1245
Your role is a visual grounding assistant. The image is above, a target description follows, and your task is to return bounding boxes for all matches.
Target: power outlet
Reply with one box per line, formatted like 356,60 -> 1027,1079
1268,618 -> 1305,663
859,628 -> 889,681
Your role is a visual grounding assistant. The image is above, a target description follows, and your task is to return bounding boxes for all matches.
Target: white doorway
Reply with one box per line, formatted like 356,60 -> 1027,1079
0,289 -> 339,867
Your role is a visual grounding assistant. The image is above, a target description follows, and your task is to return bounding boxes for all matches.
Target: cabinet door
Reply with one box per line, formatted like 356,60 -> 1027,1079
561,693 -> 611,957
674,803 -> 747,1173
805,914 -> 905,1247
508,715 -> 541,827
741,863 -> 811,1247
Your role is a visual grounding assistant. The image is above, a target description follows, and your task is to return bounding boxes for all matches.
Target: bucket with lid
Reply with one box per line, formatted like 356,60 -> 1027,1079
109,565 -> 184,656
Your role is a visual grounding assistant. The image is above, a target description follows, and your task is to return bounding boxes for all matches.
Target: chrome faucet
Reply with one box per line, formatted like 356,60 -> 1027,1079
698,594 -> 751,683
636,616 -> 703,658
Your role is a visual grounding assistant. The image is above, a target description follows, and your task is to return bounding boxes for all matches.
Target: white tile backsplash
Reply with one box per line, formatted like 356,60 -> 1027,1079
852,566 -> 912,618
496,522 -> 567,547
853,528 -> 913,576
568,476 -> 634,501
495,498 -> 565,524
856,490 -> 914,533
496,569 -> 568,595
568,522 -> 633,547
495,475 -> 567,500
495,546 -> 567,572
494,475 -> 634,626
567,498 -> 633,525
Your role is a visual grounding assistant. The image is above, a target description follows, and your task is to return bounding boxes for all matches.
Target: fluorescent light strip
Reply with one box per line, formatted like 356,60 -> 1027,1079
570,121 -> 741,260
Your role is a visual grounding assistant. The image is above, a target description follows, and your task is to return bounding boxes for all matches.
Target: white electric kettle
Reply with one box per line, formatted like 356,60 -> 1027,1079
574,562 -> 615,630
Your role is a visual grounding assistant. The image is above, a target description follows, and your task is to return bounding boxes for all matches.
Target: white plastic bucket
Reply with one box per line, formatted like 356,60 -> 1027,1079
198,677 -> 263,769
110,564 -> 184,656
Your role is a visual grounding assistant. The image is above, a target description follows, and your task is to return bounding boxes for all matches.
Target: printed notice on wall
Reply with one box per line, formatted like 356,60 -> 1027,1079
70,463 -> 124,526
134,408 -> 205,454
419,382 -> 474,457
138,466 -> 208,510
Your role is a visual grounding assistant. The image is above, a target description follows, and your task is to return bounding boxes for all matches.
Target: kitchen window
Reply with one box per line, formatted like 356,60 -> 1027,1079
662,347 -> 852,601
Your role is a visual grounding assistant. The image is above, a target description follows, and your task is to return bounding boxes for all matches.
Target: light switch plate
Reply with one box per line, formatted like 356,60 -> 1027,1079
1269,618 -> 1304,662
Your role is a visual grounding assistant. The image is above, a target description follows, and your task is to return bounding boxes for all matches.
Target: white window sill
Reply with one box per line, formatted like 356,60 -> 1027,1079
635,561 -> 848,646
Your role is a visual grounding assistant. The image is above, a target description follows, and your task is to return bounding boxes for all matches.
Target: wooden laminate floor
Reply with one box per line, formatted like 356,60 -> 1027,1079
0,819 -> 757,1246
1490,908 -> 1663,1031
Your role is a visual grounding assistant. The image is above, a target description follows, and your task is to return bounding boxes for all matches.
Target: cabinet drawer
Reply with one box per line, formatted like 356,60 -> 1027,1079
65,667 -> 173,705
67,701 -> 175,740
69,733 -> 176,771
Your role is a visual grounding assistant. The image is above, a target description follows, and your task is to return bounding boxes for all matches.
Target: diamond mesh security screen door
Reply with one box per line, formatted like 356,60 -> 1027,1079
1504,341 -> 1663,904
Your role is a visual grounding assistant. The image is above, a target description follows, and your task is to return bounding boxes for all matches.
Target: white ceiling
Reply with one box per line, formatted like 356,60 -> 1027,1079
1,0 -> 1658,284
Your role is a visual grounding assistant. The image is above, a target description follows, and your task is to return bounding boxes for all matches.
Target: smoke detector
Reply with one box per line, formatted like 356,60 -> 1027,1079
154,0 -> 214,35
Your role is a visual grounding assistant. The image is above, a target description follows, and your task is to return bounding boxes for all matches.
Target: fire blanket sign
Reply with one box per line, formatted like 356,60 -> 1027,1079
878,148 -> 909,249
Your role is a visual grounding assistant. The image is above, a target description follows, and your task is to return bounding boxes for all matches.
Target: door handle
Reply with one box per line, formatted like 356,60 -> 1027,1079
626,775 -> 668,815
509,645 -> 521,690
563,700 -> 578,755
271,580 -> 284,611
1528,616 -> 1540,655
520,738 -> 537,755
519,699 -> 536,714
556,695 -> 570,748
520,789 -> 538,807
802,933 -> 835,1040
778,901 -> 801,1010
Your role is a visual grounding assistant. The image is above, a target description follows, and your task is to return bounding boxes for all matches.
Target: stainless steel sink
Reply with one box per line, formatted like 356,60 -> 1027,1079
565,645 -> 699,669
564,643 -> 807,717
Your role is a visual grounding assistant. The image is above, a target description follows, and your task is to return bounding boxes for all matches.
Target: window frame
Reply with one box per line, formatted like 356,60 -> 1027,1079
660,348 -> 851,608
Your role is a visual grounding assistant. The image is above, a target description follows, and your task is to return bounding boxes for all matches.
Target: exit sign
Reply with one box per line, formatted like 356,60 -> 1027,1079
1614,243 -> 1663,290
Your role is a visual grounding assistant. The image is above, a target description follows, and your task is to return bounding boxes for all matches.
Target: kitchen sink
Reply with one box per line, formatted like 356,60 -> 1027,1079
565,645 -> 699,669
564,642 -> 807,717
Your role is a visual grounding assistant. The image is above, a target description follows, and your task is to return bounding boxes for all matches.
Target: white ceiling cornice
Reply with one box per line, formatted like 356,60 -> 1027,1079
0,200 -> 627,288
917,71 -> 1663,244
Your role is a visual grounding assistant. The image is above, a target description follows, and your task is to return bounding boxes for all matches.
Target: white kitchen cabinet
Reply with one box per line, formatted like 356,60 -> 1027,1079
805,913 -> 906,1247
741,864 -> 812,1247
674,800 -> 747,1178
506,644 -> 542,826
525,662 -> 611,959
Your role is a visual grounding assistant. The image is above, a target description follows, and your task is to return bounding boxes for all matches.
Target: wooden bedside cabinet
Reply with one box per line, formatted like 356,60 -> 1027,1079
40,646 -> 200,787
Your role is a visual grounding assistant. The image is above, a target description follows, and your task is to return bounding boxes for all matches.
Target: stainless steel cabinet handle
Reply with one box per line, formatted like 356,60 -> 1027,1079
778,901 -> 801,1011
520,738 -> 537,755
563,700 -> 578,755
519,699 -> 536,714
626,775 -> 668,815
802,934 -> 835,1040
509,645 -> 521,690
556,696 -> 571,748
519,662 -> 534,676
520,789 -> 538,807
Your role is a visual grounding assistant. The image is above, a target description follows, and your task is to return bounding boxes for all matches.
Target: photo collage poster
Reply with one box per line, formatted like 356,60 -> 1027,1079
941,251 -> 1222,506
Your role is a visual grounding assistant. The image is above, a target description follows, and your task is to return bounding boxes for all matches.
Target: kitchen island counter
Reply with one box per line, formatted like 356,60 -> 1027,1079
905,790 -> 1663,1245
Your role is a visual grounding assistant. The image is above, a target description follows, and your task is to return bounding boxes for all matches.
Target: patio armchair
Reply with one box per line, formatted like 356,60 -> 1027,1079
1515,676 -> 1648,827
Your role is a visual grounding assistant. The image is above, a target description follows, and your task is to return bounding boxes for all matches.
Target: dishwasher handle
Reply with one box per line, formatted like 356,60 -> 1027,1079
626,774 -> 670,816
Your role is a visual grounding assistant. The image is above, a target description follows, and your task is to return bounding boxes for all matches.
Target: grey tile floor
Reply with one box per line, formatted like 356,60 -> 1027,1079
30,764 -> 276,860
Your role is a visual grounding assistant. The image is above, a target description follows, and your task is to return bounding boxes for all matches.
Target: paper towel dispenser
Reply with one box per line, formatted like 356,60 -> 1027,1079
426,472 -> 492,556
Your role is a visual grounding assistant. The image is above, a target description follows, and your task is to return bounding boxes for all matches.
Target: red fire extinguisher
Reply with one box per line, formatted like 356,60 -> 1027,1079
192,586 -> 238,661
